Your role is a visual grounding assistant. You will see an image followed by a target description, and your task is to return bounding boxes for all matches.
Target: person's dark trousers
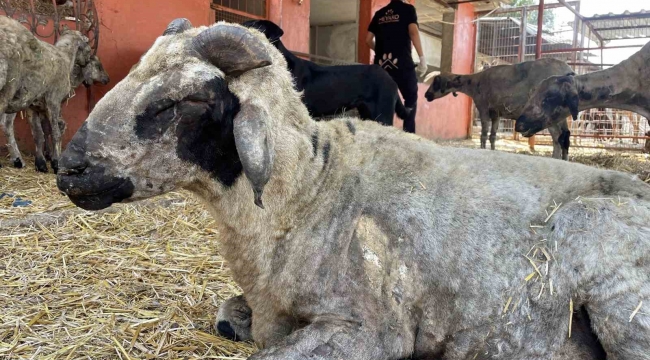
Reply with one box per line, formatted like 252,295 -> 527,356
388,67 -> 418,134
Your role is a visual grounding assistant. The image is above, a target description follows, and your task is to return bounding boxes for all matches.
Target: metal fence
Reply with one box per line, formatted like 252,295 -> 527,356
212,0 -> 267,24
472,4 -> 649,152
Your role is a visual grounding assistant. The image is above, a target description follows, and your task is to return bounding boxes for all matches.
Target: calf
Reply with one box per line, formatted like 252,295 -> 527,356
425,58 -> 575,159
517,41 -> 650,139
242,20 -> 409,126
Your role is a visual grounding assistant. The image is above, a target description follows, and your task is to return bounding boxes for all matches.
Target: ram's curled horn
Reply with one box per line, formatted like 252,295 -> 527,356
233,102 -> 274,209
192,24 -> 272,77
163,18 -> 193,36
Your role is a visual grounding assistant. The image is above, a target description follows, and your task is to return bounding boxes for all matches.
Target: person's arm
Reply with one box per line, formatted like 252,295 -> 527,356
407,7 -> 427,76
366,32 -> 375,51
408,23 -> 424,58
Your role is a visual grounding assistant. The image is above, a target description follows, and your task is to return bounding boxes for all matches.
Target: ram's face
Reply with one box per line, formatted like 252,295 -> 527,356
516,75 -> 579,136
57,20 -> 274,211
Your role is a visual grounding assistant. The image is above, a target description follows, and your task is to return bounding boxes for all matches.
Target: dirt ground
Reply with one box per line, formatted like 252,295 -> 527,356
0,139 -> 648,359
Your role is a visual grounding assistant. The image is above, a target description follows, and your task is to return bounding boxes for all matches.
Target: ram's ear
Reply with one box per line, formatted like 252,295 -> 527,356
233,102 -> 274,209
192,24 -> 272,77
558,77 -> 579,120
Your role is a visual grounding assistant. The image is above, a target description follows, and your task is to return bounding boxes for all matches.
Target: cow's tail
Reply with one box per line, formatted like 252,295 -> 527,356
395,97 -> 410,120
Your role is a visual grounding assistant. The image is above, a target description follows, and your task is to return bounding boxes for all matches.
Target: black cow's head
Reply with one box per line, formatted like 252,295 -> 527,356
242,19 -> 284,43
516,73 -> 579,136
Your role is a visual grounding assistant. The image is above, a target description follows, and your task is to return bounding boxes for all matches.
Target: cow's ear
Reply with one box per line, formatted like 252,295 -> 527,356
432,76 -> 441,92
560,79 -> 579,120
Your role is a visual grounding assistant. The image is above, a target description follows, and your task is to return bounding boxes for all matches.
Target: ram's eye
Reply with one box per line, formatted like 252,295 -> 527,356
135,98 -> 178,140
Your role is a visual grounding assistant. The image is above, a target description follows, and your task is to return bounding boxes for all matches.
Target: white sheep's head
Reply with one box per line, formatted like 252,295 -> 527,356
516,73 -> 578,136
57,19 -> 274,211
72,55 -> 110,88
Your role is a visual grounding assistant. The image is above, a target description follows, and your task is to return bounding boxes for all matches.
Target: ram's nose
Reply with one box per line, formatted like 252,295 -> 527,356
58,124 -> 90,177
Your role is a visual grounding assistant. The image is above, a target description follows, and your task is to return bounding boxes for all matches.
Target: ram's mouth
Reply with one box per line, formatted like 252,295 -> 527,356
57,172 -> 135,211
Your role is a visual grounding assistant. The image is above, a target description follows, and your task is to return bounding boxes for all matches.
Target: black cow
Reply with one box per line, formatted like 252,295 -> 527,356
243,20 -> 409,126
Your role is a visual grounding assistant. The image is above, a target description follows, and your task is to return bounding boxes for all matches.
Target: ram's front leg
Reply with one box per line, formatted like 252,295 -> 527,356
1,113 -> 24,168
45,103 -> 63,174
26,109 -> 49,172
250,320 -> 386,360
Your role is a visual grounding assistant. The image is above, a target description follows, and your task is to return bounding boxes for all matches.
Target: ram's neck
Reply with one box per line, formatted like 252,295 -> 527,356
55,37 -> 79,83
192,120 -> 346,294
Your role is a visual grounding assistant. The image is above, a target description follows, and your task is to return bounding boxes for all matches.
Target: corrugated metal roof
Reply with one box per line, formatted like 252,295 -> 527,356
585,10 -> 650,41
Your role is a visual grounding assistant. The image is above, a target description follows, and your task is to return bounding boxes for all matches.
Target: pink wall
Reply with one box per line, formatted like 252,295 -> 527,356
268,0 -> 310,53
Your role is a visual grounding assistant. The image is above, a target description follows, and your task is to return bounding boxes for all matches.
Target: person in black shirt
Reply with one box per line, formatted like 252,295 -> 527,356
366,0 -> 427,134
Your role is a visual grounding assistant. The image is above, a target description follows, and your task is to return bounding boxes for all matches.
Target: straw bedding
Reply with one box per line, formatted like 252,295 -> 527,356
1,160 -> 256,359
1,143 -> 647,359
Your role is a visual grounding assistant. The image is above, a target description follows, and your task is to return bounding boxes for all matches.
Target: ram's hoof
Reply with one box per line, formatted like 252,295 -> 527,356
13,158 -> 24,168
216,321 -> 239,341
50,160 -> 59,174
35,158 -> 49,173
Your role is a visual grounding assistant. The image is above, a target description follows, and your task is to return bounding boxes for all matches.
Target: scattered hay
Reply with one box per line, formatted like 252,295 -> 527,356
568,152 -> 650,183
1,158 -> 255,359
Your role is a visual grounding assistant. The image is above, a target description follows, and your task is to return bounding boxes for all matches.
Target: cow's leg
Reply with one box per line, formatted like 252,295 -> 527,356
548,124 -> 562,159
488,110 -> 499,150
0,113 -> 24,168
249,320 -> 386,360
550,119 -> 571,160
479,111 -> 490,149
27,109 -> 48,173
215,295 -> 253,342
45,103 -> 63,174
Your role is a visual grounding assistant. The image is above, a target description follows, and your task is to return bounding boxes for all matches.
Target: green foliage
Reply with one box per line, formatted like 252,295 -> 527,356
511,0 -> 556,30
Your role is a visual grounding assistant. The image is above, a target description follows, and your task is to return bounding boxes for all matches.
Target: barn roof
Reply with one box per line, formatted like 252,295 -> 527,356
585,10 -> 650,42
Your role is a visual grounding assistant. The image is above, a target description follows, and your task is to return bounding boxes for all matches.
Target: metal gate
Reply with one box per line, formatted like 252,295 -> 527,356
0,0 -> 99,54
212,0 -> 267,24
472,3 -> 649,152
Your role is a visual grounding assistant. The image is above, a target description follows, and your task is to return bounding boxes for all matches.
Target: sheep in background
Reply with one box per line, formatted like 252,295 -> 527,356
57,20 -> 649,360
425,58 -> 575,159
0,16 -> 91,172
1,55 -> 109,172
